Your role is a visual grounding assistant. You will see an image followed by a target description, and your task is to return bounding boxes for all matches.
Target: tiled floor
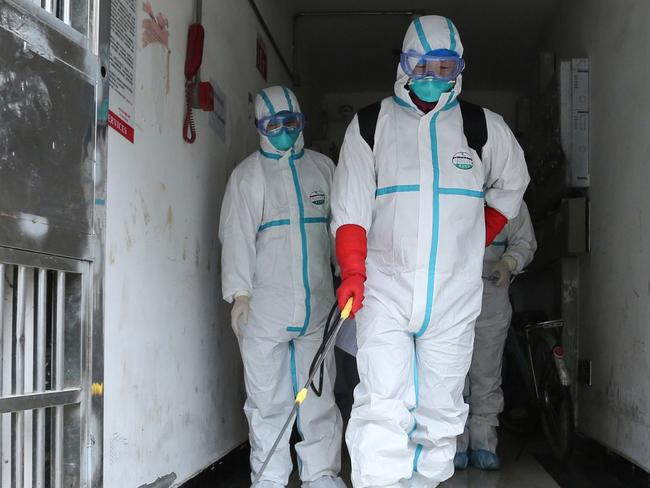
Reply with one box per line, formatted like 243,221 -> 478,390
441,432 -> 560,488
205,353 -> 649,488
216,430 -> 561,487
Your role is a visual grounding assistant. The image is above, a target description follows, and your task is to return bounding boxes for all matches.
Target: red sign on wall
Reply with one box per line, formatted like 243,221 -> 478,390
256,38 -> 268,81
108,110 -> 135,143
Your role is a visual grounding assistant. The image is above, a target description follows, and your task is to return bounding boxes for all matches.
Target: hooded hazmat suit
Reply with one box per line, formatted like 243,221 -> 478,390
457,202 -> 537,460
219,86 -> 344,487
330,16 -> 530,487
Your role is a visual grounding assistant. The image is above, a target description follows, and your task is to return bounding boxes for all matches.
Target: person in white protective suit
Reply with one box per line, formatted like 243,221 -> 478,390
455,201 -> 537,471
331,15 -> 530,488
219,86 -> 345,488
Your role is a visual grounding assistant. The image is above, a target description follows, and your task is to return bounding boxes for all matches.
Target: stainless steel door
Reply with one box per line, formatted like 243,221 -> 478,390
0,0 -> 108,486
0,249 -> 92,487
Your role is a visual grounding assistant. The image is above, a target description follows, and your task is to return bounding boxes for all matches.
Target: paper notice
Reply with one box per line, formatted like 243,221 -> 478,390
109,0 -> 136,124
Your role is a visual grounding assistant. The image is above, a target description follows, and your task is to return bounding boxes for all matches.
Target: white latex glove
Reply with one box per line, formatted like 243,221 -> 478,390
230,293 -> 250,337
490,256 -> 517,287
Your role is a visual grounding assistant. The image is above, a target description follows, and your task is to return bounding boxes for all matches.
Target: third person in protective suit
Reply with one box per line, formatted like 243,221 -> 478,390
331,16 -> 530,487
455,201 -> 537,471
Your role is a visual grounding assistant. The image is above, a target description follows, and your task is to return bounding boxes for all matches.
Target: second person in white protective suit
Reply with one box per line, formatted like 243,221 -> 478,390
219,86 -> 345,488
455,201 -> 537,471
331,16 -> 530,487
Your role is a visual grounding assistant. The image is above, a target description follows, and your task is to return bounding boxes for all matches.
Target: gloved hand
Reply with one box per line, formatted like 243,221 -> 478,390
336,224 -> 367,317
485,206 -> 507,247
230,293 -> 250,337
490,256 -> 517,287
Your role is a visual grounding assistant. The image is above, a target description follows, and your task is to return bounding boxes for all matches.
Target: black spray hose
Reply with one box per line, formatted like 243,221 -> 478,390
309,302 -> 340,396
252,298 -> 353,485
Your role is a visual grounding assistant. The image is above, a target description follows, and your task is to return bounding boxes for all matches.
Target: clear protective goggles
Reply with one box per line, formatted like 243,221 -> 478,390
400,49 -> 465,81
256,110 -> 306,137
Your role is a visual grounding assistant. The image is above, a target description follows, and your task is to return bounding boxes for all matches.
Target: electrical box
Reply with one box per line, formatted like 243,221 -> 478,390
560,58 -> 590,188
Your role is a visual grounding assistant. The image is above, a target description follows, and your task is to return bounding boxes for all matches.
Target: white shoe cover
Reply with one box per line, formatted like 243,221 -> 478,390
253,481 -> 285,488
302,475 -> 347,488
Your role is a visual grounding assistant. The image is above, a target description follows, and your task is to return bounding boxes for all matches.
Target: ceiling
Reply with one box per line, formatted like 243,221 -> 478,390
291,0 -> 562,94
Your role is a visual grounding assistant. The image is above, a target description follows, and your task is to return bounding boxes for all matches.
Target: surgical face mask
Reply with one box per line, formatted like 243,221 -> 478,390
268,129 -> 300,151
409,78 -> 453,103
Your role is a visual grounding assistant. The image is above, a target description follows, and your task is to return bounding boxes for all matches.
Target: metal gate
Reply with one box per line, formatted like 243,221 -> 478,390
0,0 -> 109,486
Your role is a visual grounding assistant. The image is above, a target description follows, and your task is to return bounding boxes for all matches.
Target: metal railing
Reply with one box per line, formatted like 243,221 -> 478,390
0,249 -> 90,487
24,0 -> 91,36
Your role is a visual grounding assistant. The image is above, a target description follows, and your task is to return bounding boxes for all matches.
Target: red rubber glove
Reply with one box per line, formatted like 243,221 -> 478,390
485,206 -> 508,247
336,224 -> 367,317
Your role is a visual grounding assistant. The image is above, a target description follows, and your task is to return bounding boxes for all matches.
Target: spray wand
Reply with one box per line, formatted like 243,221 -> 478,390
252,298 -> 354,485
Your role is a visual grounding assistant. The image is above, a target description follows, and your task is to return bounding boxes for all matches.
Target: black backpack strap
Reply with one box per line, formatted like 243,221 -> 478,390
459,100 -> 488,160
356,99 -> 487,158
357,101 -> 382,150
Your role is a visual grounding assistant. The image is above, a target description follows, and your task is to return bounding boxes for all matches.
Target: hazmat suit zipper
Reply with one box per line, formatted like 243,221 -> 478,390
286,149 -> 312,336
415,94 -> 459,337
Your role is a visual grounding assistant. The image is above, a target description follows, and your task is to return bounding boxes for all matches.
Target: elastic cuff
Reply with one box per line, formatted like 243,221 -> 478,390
233,290 -> 251,299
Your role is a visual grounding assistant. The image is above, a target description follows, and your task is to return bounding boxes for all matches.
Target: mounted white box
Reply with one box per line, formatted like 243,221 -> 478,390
560,58 -> 590,187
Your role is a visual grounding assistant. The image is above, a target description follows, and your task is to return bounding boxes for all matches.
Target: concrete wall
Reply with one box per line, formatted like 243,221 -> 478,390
104,1 -> 293,486
544,0 -> 650,471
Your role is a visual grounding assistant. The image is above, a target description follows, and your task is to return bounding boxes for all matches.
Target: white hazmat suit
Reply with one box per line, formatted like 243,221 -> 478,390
457,202 -> 537,458
330,16 -> 530,487
219,86 -> 344,487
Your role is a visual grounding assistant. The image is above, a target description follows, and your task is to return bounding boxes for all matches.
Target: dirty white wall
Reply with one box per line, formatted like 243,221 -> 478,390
544,0 -> 650,471
104,0 -> 294,486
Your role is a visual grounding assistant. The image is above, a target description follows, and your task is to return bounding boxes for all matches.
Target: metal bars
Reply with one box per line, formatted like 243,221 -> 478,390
60,0 -> 71,25
35,268 -> 46,488
14,266 -> 26,488
0,257 -> 87,488
38,0 -> 89,35
53,271 -> 66,488
0,389 -> 81,414
42,0 -> 56,14
0,263 -> 8,487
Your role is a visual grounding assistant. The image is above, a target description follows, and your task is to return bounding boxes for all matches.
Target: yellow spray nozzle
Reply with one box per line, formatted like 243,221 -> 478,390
341,298 -> 354,320
295,388 -> 309,405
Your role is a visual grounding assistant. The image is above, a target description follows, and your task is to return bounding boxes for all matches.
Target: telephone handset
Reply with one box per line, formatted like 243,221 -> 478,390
183,22 -> 214,143
185,24 -> 204,80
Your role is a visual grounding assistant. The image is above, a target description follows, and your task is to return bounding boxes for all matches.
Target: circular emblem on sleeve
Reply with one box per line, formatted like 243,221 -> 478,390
452,152 -> 474,170
309,190 -> 326,206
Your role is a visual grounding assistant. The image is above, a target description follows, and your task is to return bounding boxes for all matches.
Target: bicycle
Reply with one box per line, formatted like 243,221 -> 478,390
499,303 -> 575,460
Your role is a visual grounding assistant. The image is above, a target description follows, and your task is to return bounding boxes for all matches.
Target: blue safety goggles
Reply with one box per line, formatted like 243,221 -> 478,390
400,49 -> 465,81
256,111 -> 306,137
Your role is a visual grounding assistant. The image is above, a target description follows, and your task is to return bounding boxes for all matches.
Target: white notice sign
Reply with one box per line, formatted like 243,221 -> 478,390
109,0 -> 136,117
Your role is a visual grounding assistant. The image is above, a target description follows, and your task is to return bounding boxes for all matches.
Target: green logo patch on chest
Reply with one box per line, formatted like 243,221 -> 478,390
452,152 -> 474,170
309,190 -> 326,206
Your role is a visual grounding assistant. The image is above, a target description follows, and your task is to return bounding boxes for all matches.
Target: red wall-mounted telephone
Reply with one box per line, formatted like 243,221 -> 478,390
185,24 -> 204,80
183,23 -> 214,143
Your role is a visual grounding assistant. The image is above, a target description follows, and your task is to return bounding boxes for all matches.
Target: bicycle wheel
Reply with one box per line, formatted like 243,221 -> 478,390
500,329 -> 538,434
532,335 -> 575,460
